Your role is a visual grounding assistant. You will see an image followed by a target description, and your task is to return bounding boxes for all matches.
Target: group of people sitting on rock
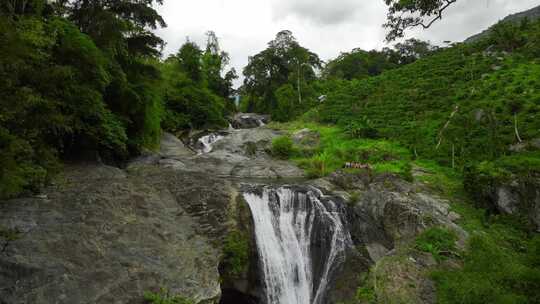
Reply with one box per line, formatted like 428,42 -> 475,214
343,162 -> 372,170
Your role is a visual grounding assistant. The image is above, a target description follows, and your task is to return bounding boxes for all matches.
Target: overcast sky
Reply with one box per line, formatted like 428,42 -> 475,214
153,0 -> 539,87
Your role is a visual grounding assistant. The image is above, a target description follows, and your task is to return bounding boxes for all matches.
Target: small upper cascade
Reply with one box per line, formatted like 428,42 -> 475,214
243,186 -> 352,304
197,133 -> 224,154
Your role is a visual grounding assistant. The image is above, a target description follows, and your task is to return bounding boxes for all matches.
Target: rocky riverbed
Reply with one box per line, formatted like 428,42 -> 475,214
0,114 -> 468,304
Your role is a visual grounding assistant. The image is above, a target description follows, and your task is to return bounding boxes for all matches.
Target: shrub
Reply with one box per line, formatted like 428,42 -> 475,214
415,227 -> 458,261
344,117 -> 379,139
300,151 -> 333,178
356,285 -> 376,303
348,191 -> 361,205
222,230 -> 249,278
271,136 -> 294,159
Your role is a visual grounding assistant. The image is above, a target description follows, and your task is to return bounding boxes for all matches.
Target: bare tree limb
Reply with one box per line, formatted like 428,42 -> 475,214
414,0 -> 457,29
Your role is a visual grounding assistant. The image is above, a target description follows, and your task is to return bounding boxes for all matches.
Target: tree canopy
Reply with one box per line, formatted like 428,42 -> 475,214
323,39 -> 438,80
384,0 -> 458,41
0,0 -> 236,199
241,30 -> 322,121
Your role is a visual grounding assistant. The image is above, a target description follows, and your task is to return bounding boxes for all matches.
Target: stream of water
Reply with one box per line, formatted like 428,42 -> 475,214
243,186 -> 351,304
197,133 -> 224,154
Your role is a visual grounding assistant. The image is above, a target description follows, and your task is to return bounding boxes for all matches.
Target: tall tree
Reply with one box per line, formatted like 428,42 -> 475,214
0,0 -> 51,16
386,38 -> 439,64
160,40 -> 229,131
202,31 -> 238,101
60,0 -> 166,56
242,30 -> 322,119
324,49 -> 398,80
176,40 -> 203,83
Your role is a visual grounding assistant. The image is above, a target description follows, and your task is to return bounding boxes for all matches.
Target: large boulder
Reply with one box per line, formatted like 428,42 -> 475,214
492,178 -> 540,232
160,132 -> 196,158
467,167 -> 540,232
0,164 -> 237,304
231,113 -> 270,129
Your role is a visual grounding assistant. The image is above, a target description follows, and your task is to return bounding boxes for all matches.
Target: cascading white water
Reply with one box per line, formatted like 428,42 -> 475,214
243,186 -> 351,304
197,133 -> 224,154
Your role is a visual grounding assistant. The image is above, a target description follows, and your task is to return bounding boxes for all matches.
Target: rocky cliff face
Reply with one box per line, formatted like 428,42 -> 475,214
310,172 -> 467,304
0,164 -> 228,304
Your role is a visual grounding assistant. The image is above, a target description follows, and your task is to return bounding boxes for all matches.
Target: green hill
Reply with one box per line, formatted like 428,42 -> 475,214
318,19 -> 540,171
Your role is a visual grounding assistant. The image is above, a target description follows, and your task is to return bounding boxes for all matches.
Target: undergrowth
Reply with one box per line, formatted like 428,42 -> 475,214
415,227 -> 458,262
221,230 -> 250,278
269,122 -> 413,179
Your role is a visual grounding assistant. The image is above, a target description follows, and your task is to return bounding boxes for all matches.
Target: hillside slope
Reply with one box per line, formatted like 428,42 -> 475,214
318,19 -> 540,170
465,4 -> 540,43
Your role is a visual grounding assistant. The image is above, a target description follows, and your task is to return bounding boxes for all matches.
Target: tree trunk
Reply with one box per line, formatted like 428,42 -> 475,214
297,63 -> 302,104
514,113 -> 523,143
451,144 -> 455,169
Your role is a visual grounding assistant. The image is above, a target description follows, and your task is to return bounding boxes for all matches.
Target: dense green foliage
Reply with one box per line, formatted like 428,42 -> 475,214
159,35 -> 236,131
0,4 -> 141,198
411,160 -> 540,304
324,49 -> 398,80
432,201 -> 540,304
0,2 -> 236,199
323,39 -> 438,80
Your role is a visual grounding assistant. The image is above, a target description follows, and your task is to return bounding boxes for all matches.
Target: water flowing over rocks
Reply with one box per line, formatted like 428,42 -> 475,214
242,185 -> 351,304
0,121 -> 468,304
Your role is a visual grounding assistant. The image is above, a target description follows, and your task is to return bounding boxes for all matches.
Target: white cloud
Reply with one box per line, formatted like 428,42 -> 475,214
154,0 -> 539,88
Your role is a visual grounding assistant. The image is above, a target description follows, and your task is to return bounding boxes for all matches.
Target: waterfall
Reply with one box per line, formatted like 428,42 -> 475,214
197,133 -> 224,154
243,186 -> 351,304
